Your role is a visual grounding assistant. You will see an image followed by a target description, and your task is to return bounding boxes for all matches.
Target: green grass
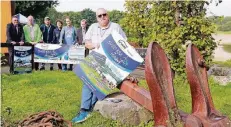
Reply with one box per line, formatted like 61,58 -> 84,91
222,44 -> 231,53
213,59 -> 231,67
80,62 -> 110,94
216,31 -> 231,34
138,75 -> 231,118
1,71 -> 231,126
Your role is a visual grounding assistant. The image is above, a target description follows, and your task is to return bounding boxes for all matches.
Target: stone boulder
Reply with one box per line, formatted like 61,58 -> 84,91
207,65 -> 231,76
94,92 -> 153,126
213,76 -> 231,86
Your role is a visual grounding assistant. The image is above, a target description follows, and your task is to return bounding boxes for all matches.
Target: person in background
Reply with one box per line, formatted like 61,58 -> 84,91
59,17 -> 77,71
6,16 -> 25,73
77,19 -> 89,57
23,15 -> 43,70
71,8 -> 127,123
52,19 -> 63,70
77,19 -> 87,45
40,16 -> 56,70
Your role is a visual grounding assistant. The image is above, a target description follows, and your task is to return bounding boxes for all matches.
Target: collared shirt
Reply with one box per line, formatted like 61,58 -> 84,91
23,24 -> 42,43
84,22 -> 127,51
82,28 -> 86,44
14,25 -> 18,34
59,25 -> 77,45
29,25 -> 35,41
40,24 -> 55,43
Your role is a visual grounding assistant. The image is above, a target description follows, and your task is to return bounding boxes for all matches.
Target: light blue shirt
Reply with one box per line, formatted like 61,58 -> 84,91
59,26 -> 77,45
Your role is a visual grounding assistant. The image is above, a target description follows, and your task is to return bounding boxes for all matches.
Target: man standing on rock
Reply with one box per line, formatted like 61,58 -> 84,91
71,8 -> 127,123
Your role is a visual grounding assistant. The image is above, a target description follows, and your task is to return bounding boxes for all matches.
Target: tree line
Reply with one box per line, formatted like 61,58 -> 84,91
15,0 -> 222,75
209,16 -> 231,32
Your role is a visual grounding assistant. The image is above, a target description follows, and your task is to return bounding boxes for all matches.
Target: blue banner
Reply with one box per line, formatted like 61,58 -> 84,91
74,31 -> 144,100
34,44 -> 85,64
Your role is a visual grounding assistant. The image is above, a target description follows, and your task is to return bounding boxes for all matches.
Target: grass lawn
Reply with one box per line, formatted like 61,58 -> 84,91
216,31 -> 231,34
213,59 -> 231,68
222,44 -> 231,53
1,71 -> 231,127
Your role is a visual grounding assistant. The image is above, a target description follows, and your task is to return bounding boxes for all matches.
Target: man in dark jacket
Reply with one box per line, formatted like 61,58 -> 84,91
52,19 -> 63,70
77,19 -> 87,45
40,16 -> 56,70
6,16 -> 25,73
77,19 -> 89,56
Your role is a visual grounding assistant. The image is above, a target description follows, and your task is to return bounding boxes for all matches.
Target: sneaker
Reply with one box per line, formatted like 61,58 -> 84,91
71,111 -> 90,123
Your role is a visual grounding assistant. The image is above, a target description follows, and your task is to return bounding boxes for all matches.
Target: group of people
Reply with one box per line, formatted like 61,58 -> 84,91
7,8 -> 127,124
6,14 -> 88,72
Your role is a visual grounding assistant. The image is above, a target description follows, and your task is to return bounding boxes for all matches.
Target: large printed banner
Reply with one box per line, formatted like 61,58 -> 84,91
74,31 -> 144,100
34,44 -> 85,64
13,46 -> 33,74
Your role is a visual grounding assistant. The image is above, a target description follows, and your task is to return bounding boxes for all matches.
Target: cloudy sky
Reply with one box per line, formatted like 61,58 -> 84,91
55,0 -> 231,16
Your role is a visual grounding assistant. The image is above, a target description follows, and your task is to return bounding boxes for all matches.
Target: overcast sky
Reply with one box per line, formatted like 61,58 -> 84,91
55,0 -> 231,16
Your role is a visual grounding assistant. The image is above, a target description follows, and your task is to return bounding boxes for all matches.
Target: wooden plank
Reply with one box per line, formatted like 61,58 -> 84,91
1,1 -> 12,54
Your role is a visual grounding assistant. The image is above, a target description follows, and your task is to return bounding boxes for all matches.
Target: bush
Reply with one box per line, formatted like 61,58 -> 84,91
122,1 -> 217,75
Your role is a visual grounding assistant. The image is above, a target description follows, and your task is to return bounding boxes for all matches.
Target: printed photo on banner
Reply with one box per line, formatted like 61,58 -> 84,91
74,31 -> 144,100
34,44 -> 85,64
13,46 -> 33,74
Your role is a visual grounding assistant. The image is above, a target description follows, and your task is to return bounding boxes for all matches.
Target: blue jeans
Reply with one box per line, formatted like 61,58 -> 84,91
62,64 -> 73,71
62,64 -> 67,71
80,84 -> 98,111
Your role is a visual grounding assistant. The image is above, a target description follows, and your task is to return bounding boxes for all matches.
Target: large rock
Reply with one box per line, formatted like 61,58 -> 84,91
207,65 -> 231,76
207,65 -> 231,85
213,76 -> 231,86
94,92 -> 153,126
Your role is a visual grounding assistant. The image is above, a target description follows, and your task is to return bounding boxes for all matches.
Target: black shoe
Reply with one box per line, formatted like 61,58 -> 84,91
40,67 -> 45,71
50,67 -> 53,71
67,68 -> 73,71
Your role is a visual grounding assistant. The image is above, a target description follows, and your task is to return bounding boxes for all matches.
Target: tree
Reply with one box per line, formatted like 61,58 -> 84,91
108,10 -> 125,24
15,1 -> 59,24
62,11 -> 82,28
46,7 -> 63,25
121,1 -> 153,47
123,1 -> 219,75
80,8 -> 96,28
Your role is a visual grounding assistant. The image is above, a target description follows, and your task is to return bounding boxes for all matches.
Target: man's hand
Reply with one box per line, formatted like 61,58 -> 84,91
19,41 -> 24,46
39,40 -> 44,43
94,43 -> 100,49
85,42 -> 95,50
85,42 -> 100,50
11,41 -> 16,45
75,43 -> 79,46
126,75 -> 139,84
31,42 -> 37,45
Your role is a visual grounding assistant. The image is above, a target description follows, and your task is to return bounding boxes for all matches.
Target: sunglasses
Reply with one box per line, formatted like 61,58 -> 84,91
98,13 -> 107,18
14,20 -> 18,21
